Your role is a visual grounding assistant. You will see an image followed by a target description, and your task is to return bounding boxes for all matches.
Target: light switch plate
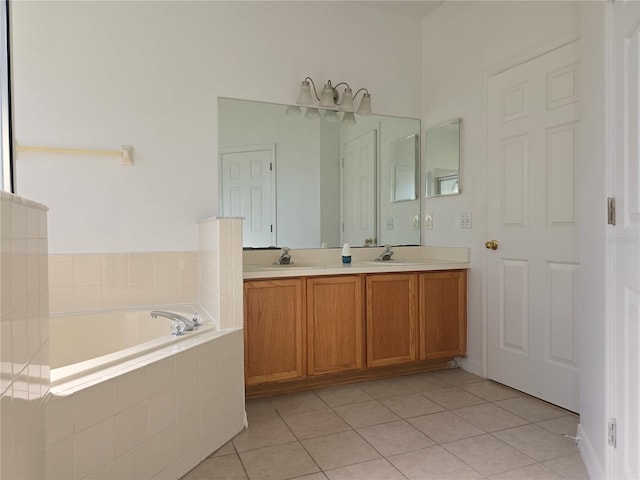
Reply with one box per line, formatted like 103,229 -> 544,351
425,213 -> 433,230
460,212 -> 472,229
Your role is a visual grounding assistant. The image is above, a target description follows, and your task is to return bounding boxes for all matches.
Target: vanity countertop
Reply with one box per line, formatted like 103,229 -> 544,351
244,256 -> 469,279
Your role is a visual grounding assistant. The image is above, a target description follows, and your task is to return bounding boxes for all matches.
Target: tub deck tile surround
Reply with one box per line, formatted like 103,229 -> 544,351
1,192 -> 50,480
44,328 -> 245,480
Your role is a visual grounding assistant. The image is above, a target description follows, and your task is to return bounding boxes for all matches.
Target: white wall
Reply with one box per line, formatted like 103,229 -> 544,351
421,1 -> 579,374
11,1 -> 422,254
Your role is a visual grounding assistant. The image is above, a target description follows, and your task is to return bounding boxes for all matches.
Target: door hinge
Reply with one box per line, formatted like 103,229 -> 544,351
270,224 -> 273,233
269,162 -> 273,171
608,197 -> 616,225
608,419 -> 617,447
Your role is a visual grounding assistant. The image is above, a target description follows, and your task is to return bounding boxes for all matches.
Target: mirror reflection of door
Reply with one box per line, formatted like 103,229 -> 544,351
341,130 -> 377,246
220,144 -> 276,247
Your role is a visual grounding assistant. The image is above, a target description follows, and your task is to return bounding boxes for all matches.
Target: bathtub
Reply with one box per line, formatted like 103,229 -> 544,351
45,306 -> 246,480
49,305 -> 214,387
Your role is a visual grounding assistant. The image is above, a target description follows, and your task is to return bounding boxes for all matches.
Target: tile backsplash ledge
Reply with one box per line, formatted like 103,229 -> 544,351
48,252 -> 198,314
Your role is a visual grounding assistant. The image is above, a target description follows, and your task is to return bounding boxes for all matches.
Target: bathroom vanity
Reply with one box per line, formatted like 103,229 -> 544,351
242,247 -> 469,398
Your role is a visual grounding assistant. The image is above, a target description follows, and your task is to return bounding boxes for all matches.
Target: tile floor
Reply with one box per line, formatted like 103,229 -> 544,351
182,369 -> 589,480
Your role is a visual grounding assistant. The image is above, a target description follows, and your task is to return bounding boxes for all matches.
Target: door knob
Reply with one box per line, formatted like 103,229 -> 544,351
485,240 -> 499,250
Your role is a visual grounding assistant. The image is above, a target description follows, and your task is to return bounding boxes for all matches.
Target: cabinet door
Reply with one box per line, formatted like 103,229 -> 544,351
419,270 -> 467,359
244,279 -> 305,385
307,275 -> 364,375
366,273 -> 418,367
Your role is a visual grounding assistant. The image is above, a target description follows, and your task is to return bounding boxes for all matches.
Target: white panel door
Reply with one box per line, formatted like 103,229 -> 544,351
611,1 -> 640,477
487,42 -> 580,411
220,144 -> 275,247
342,130 -> 377,246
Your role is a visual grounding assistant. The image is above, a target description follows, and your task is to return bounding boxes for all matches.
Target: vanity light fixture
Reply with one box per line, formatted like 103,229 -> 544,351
296,77 -> 373,116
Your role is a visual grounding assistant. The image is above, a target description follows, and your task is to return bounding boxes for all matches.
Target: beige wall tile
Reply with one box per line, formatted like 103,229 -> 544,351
155,252 -> 180,282
130,257 -> 155,284
130,283 -> 155,307
73,286 -> 102,311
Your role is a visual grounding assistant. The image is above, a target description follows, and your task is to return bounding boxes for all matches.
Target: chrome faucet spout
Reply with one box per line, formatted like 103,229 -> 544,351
376,245 -> 394,262
273,247 -> 293,265
150,310 -> 195,331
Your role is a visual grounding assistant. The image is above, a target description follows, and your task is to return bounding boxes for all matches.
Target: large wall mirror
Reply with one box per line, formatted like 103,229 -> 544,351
218,98 -> 421,249
425,118 -> 461,198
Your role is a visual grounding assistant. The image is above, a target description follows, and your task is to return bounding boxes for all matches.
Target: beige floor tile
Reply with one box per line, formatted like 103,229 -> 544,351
232,416 -> 296,452
489,462 -> 567,480
245,397 -> 278,422
181,454 -> 248,479
314,384 -> 373,407
407,411 -> 484,444
543,453 -> 590,480
388,445 -> 482,480
357,377 -> 414,399
302,431 -> 380,471
536,415 -> 579,436
357,420 -> 435,457
495,396 -> 567,423
325,458 -> 407,480
462,381 -> 523,402
422,387 -> 486,410
239,441 -> 320,480
453,403 -> 529,432
442,434 -> 535,476
334,400 -> 400,428
270,391 -> 329,416
380,393 -> 444,418
396,373 -> 451,393
435,368 -> 484,386
282,409 -> 351,440
290,474 -> 328,480
211,441 -> 235,457
492,424 -> 578,462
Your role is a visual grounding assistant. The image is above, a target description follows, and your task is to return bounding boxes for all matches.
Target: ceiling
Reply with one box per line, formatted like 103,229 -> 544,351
346,1 -> 444,20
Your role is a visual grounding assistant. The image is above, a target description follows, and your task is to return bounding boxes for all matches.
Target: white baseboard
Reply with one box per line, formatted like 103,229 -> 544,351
577,423 -> 605,479
456,357 -> 483,377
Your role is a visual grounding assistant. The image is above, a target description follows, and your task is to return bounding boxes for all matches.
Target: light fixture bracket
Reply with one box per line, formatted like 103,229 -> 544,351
296,76 -> 372,115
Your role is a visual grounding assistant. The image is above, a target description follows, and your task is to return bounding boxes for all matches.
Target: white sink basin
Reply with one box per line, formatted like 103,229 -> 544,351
362,260 -> 426,266
254,264 -> 327,270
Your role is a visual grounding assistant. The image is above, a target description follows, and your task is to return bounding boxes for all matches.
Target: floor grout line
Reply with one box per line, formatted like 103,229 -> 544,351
183,372 -> 587,480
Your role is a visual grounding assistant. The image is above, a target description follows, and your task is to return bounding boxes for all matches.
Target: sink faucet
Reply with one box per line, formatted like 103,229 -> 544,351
151,310 -> 196,334
376,245 -> 394,261
273,247 -> 293,265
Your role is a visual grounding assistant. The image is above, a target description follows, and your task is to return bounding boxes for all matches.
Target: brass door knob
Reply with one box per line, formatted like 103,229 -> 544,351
485,240 -> 499,250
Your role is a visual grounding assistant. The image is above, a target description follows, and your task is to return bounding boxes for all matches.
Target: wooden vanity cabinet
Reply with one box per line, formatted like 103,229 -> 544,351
419,270 -> 467,359
243,278 -> 305,385
366,273 -> 418,367
306,275 -> 364,375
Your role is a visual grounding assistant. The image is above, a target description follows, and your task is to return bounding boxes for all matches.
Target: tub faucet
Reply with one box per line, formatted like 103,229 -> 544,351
150,311 -> 195,333
376,245 -> 394,262
273,247 -> 293,265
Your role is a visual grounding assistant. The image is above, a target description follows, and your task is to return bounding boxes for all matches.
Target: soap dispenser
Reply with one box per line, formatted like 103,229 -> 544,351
342,243 -> 352,264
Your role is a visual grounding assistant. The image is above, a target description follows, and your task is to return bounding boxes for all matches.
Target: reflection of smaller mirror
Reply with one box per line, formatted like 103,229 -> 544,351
390,134 -> 418,202
425,118 -> 461,198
